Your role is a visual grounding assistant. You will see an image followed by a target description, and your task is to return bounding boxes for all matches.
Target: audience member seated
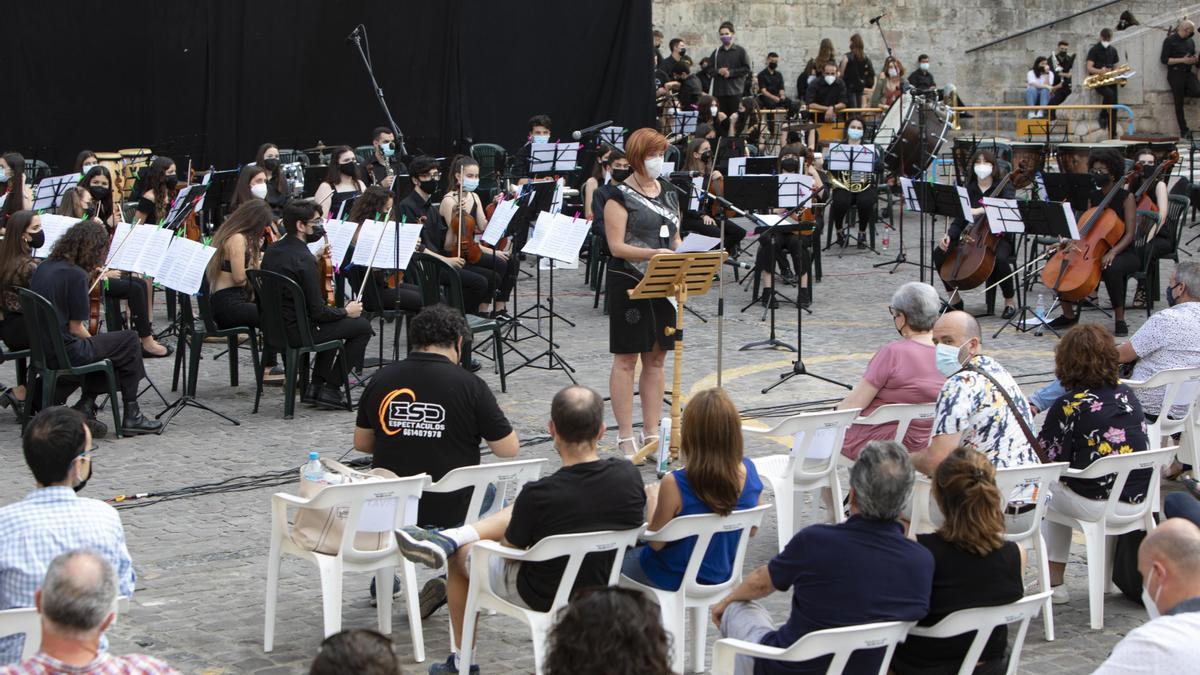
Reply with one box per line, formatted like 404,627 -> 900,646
0,550 -> 175,675
837,282 -> 945,460
1165,491 -> 1200,528
543,587 -> 673,675
710,440 -> 933,675
1092,519 -> 1200,673
1037,324 -> 1150,604
911,311 -> 1038,477
890,447 -> 1024,675
393,385 -> 646,675
622,387 -> 762,590
0,407 -> 135,664
308,629 -> 400,675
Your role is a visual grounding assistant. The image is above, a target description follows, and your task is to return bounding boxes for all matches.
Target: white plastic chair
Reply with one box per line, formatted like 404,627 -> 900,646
711,620 -> 914,675
619,505 -> 770,673
1126,366 -> 1200,451
993,462 -> 1067,641
849,403 -> 938,449
459,526 -> 645,675
263,474 -> 429,661
906,591 -> 1051,675
1044,446 -> 1178,629
743,408 -> 862,550
0,596 -> 129,661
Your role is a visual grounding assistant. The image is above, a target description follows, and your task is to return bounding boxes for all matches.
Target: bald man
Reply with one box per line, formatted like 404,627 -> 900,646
910,311 -> 1038,476
1161,19 -> 1200,136
1093,518 -> 1200,673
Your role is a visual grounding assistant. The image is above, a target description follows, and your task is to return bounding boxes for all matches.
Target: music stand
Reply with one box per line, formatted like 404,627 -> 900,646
728,175 -> 799,348
993,199 -> 1079,338
505,180 -> 566,348
201,168 -> 241,225
627,251 -> 725,466
32,173 -> 82,211
1043,173 -> 1093,213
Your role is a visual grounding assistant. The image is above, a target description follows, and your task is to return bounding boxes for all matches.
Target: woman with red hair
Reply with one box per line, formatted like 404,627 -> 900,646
603,128 -> 681,459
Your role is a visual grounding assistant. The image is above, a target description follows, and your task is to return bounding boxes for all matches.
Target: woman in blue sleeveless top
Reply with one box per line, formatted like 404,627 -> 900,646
623,388 -> 763,591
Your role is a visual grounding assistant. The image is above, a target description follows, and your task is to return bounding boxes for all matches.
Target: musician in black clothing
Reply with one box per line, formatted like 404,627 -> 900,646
1086,28 -> 1121,139
670,62 -> 703,110
1048,40 -> 1075,118
838,34 -> 875,109
756,52 -> 788,110
511,114 -> 553,183
1161,20 -> 1200,136
261,200 -> 373,408
806,61 -> 848,122
658,37 -> 687,83
366,126 -> 407,190
679,138 -> 745,255
254,143 -> 293,217
707,22 -> 751,116
930,150 -> 1018,318
907,55 -> 937,93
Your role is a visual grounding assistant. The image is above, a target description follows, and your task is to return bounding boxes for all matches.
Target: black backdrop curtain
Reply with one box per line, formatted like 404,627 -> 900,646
3,0 -> 652,175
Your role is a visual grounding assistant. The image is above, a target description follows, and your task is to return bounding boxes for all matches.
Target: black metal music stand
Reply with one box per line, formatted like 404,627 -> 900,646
727,176 -> 799,350
993,200 -> 1078,338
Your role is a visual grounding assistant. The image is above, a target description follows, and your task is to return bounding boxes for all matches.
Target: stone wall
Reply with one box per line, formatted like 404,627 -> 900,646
653,0 -> 1198,138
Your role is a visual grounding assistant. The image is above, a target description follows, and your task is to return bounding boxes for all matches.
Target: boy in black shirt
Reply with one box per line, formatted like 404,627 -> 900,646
1086,28 -> 1121,138
395,385 -> 645,674
805,61 -> 848,121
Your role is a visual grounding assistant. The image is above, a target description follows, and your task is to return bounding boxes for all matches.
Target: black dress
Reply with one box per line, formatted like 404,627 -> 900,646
606,180 -> 679,354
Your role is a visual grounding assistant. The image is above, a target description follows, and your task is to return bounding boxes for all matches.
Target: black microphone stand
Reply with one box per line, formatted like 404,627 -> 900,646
347,25 -> 408,158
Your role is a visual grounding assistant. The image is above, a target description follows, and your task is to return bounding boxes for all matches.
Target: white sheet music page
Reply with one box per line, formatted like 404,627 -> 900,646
196,169 -> 214,212
30,214 -> 76,258
1061,202 -> 1081,240
482,199 -> 518,246
107,224 -> 150,274
139,228 -> 177,279
536,213 -> 591,265
33,173 -> 82,211
981,197 -> 1023,234
675,233 -> 721,253
550,178 -> 565,215
323,219 -> 357,269
157,237 -> 217,295
522,211 -> 556,257
393,222 -> 425,270
600,126 -> 625,150
349,220 -> 386,267
955,185 -> 974,221
689,176 -> 704,211
727,157 -> 747,177
105,223 -> 135,268
899,177 -> 921,212
777,174 -> 813,209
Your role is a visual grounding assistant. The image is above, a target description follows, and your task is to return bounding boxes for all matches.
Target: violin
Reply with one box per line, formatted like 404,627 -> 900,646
1041,161 -> 1142,303
939,164 -> 1023,291
1133,150 -> 1178,213
172,159 -> 202,242
447,166 -> 483,264
316,231 -> 335,305
88,281 -> 102,335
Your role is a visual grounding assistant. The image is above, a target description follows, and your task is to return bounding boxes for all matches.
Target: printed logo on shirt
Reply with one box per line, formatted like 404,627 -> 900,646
378,388 -> 446,438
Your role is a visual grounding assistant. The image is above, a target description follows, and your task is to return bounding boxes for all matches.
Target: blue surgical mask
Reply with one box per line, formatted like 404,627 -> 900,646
380,142 -> 395,158
848,128 -> 864,141
463,177 -> 480,192
532,134 -> 550,144
0,168 -> 8,182
935,343 -> 964,377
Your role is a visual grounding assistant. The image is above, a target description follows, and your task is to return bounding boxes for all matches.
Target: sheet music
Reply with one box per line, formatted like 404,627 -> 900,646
1061,201 -> 1081,240
307,239 -> 327,257
600,126 -> 625,150
530,143 -> 580,173
391,222 -> 425,271
106,224 -> 151,273
522,211 -> 556,256
826,144 -> 875,173
323,219 -> 356,268
165,184 -> 204,227
196,169 -> 214,212
688,176 -> 703,211
482,199 -> 518,246
105,223 -> 134,267
670,110 -> 698,134
32,173 -> 82,211
955,185 -> 974,221
981,197 -> 1024,234
675,233 -> 721,253
350,220 -> 387,267
899,177 -> 921,212
751,213 -> 790,228
727,157 -> 747,177
777,174 -> 813,209
661,161 -> 676,175
549,178 -> 565,215
139,228 -> 176,279
792,427 -> 838,460
30,214 -> 76,258
533,213 -> 591,264
156,237 -> 217,295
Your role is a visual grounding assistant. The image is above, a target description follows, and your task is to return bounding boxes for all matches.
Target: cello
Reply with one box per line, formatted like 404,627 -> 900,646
1133,150 -> 1178,213
939,164 -> 1024,291
1041,161 -> 1143,303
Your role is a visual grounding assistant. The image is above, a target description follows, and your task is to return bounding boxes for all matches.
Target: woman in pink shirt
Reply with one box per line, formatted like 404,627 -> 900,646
837,282 -> 945,459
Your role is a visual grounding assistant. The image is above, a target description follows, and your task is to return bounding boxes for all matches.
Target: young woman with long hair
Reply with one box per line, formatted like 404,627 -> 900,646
0,210 -> 43,409
254,142 -> 292,216
439,155 -> 513,315
1,152 -> 32,226
227,165 -> 269,215
79,165 -> 120,227
343,185 -> 421,314
838,33 -> 875,109
133,155 -> 177,224
314,145 -> 367,219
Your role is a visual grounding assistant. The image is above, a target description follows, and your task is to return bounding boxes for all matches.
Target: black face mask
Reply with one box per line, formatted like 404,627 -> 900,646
700,151 -> 713,163
338,162 -> 358,177
768,62 -> 778,71
27,230 -> 45,250
164,175 -> 178,189
262,158 -> 281,172
678,48 -> 687,57
419,178 -> 440,195
87,185 -> 111,202
73,461 -> 91,493
611,167 -> 632,182
1091,171 -> 1112,189
780,157 -> 800,173
83,206 -> 96,220
305,224 -> 326,244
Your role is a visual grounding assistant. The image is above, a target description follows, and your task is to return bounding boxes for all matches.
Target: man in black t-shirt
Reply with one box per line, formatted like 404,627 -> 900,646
1087,28 -> 1121,138
394,385 -> 645,672
756,52 -> 788,111
805,61 -> 848,122
510,114 -> 553,183
1161,20 -> 1200,136
365,126 -> 408,192
354,304 -> 518,528
670,61 -> 704,110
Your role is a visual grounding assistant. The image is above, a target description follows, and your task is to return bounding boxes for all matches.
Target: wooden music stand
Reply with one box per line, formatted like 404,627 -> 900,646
628,251 -> 726,466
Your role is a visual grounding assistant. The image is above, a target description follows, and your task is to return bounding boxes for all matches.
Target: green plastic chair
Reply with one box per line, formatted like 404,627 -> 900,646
470,143 -> 508,200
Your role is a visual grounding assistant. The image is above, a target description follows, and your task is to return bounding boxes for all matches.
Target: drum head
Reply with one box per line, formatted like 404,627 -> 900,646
880,94 -> 950,178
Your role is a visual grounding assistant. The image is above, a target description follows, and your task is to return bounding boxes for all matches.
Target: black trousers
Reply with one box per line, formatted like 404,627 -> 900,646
1,315 -> 29,351
716,95 -> 740,116
1100,247 -> 1144,310
1048,82 -> 1071,118
65,330 -> 144,401
103,276 -> 151,338
1168,69 -> 1200,135
471,251 -> 512,303
1095,85 -> 1118,137
343,267 -> 423,313
682,216 -> 747,255
931,236 -> 1017,300
829,187 -> 877,233
309,317 -> 373,385
209,287 -> 278,367
754,230 -> 808,283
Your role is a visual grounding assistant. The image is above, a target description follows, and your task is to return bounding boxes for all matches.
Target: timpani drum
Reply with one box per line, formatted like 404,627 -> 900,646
877,93 -> 952,178
118,148 -> 153,199
953,137 -> 1010,184
1010,141 -> 1046,187
1119,134 -> 1179,163
1054,143 -> 1096,174
94,152 -> 125,196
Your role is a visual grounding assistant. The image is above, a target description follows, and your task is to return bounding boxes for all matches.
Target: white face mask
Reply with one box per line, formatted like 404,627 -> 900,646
919,62 -> 930,71
710,106 -> 719,117
887,68 -> 899,77
974,163 -> 993,180
1101,41 -> 1111,49
643,156 -> 665,179
1142,567 -> 1163,620
824,74 -> 836,85
82,162 -> 98,172
250,183 -> 268,199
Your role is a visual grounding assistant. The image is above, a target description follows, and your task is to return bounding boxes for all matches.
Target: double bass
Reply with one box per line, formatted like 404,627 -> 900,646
1041,161 -> 1143,302
939,164 -> 1024,290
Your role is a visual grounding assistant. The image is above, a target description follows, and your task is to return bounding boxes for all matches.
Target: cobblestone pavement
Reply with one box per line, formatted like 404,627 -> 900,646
0,234 -> 1187,674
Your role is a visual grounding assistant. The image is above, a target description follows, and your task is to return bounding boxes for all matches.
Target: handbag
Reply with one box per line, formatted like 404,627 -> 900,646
291,457 -> 402,555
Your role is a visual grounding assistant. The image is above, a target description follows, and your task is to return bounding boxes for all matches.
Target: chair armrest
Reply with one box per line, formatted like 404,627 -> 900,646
272,492 -> 312,507
713,637 -> 787,661
469,539 -> 538,562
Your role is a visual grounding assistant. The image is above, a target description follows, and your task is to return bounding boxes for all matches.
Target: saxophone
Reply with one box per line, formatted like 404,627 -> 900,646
1083,64 -> 1134,89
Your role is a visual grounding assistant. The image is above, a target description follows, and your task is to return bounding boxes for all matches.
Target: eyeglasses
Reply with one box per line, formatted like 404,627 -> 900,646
887,306 -> 899,318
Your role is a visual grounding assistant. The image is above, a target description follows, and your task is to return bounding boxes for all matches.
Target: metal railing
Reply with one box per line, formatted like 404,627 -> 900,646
964,0 -> 1123,54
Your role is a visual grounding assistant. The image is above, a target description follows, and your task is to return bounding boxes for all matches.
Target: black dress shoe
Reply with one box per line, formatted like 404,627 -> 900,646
121,402 -> 162,435
464,358 -> 482,373
71,398 -> 109,439
304,381 -> 321,402
778,272 -> 798,286
1047,315 -> 1078,329
141,344 -> 174,359
760,288 -> 779,310
1113,320 -> 1129,337
1001,306 -> 1017,320
313,384 -> 348,409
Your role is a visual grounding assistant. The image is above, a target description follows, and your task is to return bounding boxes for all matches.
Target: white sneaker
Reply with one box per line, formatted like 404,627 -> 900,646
1051,584 -> 1070,605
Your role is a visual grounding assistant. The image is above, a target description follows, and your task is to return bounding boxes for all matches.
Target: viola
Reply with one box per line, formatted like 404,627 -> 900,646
447,168 -> 483,264
88,281 -> 102,335
172,160 -> 202,242
939,164 -> 1024,291
483,195 -> 509,251
1133,150 -> 1178,213
1041,162 -> 1143,303
316,237 -> 335,305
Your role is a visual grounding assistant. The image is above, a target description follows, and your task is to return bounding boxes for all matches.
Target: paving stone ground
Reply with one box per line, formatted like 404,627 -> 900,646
1,231 -> 1192,674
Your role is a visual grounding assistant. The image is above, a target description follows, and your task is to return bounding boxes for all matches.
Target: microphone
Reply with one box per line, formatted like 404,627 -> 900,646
345,25 -> 362,45
669,170 -> 701,178
571,120 -> 615,141
868,11 -> 887,25
725,258 -> 754,271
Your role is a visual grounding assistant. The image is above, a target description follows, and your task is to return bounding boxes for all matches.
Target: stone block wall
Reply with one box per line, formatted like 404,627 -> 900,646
653,0 -> 1198,138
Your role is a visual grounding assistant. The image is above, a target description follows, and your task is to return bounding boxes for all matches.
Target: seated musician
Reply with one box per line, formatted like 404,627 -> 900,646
133,156 -> 176,225
868,55 -> 905,109
511,114 -> 553,185
1,152 -> 33,226
227,165 -> 269,214
204,199 -> 282,385
756,52 -> 789,111
827,117 -> 878,249
28,220 -> 161,436
1048,148 -> 1139,337
0,210 -> 42,411
397,156 -> 500,323
931,149 -> 1018,318
261,200 -> 373,408
75,150 -> 99,174
908,54 -> 937,94
342,185 -> 422,314
254,143 -> 293,217
313,146 -> 367,220
670,61 -> 703,110
79,166 -> 121,227
57,186 -> 172,358
679,138 -> 746,255
804,60 -> 848,123
1130,148 -> 1174,308
366,126 -> 407,190
588,151 -> 631,247
439,156 -> 513,317
697,95 -> 731,136
583,147 -> 619,221
756,143 -> 821,308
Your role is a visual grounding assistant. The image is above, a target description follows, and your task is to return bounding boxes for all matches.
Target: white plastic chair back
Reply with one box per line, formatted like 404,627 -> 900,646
424,459 -> 548,524
291,475 -> 428,565
993,463 -> 1067,543
852,402 -> 937,445
712,620 -> 913,675
1067,447 -> 1176,526
460,526 -> 646,674
907,591 -> 1051,675
0,607 -> 40,661
1126,366 -> 1200,448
